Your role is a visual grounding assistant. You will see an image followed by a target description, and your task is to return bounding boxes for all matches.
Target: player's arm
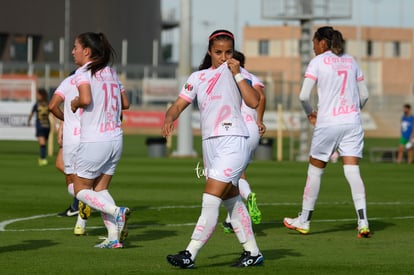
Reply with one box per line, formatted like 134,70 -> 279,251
254,84 -> 267,136
299,77 -> 316,115
228,58 -> 259,109
71,84 -> 91,112
121,90 -> 130,110
162,97 -> 190,137
57,121 -> 63,147
358,80 -> 369,110
27,105 -> 35,126
49,94 -> 64,121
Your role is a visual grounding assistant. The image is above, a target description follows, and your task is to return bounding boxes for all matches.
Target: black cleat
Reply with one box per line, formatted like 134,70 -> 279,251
166,250 -> 195,269
58,205 -> 79,217
232,251 -> 264,267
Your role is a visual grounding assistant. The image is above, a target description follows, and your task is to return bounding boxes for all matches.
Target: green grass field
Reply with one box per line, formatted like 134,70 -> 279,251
0,135 -> 413,274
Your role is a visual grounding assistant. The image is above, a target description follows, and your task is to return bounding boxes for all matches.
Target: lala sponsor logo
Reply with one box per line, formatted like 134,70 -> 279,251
333,98 -> 358,116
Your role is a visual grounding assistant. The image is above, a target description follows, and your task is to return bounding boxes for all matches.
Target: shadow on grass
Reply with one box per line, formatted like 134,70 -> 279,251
292,220 -> 395,236
84,218 -> 180,248
205,248 -> 302,268
249,220 -> 285,236
0,239 -> 59,253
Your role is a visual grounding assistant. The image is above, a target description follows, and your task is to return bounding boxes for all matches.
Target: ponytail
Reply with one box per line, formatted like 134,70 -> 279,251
314,26 -> 345,56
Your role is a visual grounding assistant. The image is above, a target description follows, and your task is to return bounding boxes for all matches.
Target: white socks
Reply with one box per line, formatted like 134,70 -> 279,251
223,196 -> 259,256
76,189 -> 118,216
98,190 -> 118,241
186,193 -> 222,260
67,183 -> 75,197
300,164 -> 324,223
225,178 -> 251,223
238,178 -> 251,201
344,165 -> 368,225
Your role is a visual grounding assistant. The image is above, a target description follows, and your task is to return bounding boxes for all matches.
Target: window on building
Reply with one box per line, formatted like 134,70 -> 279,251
10,34 -> 42,62
0,33 -> 8,59
367,40 -> 372,57
258,40 -> 269,56
393,41 -> 400,57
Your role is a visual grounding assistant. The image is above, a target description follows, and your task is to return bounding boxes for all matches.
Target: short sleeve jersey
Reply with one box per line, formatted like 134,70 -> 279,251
240,68 -> 264,124
305,50 -> 364,127
401,114 -> 414,140
179,62 -> 249,139
54,75 -> 82,145
73,64 -> 123,142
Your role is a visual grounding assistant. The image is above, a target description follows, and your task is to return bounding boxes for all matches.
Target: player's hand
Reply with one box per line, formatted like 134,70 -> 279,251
307,111 -> 317,126
227,58 -> 241,75
71,96 -> 79,113
257,121 -> 266,137
161,120 -> 174,137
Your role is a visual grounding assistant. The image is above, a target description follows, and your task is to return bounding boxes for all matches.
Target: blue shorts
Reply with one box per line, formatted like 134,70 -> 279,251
36,126 -> 50,138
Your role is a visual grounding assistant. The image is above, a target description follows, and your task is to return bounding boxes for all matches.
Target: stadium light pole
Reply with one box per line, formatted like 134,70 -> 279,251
64,0 -> 70,74
296,1 -> 313,161
172,0 -> 196,157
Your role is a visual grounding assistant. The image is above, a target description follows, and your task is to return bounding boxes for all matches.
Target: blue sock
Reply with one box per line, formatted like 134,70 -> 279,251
71,198 -> 79,211
40,145 -> 47,158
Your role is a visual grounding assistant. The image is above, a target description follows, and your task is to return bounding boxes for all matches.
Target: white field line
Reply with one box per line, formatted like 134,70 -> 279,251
1,201 -> 413,232
147,201 -> 414,210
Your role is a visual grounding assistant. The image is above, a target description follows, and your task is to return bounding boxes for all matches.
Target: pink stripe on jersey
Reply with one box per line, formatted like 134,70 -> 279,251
357,76 -> 364,82
206,73 -> 221,95
179,93 -> 193,103
55,90 -> 65,100
76,80 -> 89,87
305,73 -> 317,81
213,105 -> 231,135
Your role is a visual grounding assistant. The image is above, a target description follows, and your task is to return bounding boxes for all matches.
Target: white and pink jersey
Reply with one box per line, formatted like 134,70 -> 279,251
240,68 -> 264,125
54,74 -> 82,145
305,50 -> 363,127
179,62 -> 249,140
74,64 -> 123,142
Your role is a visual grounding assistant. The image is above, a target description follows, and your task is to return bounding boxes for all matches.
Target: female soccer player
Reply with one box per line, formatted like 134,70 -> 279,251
70,32 -> 130,248
221,50 -> 266,233
49,72 -> 91,235
283,26 -> 371,238
28,88 -> 51,166
162,30 -> 263,268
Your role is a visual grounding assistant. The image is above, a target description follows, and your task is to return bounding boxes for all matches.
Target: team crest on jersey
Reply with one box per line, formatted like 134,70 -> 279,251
184,83 -> 193,92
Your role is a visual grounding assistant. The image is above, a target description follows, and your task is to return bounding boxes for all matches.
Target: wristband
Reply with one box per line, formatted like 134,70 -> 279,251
234,73 -> 244,83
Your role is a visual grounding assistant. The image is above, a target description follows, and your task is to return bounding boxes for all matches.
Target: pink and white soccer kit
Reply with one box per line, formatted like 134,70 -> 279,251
305,51 -> 365,161
179,63 -> 250,185
73,65 -> 124,179
240,70 -> 264,161
53,74 -> 81,174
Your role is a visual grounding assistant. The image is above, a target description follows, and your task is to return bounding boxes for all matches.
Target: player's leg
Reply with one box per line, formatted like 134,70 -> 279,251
74,142 -> 128,248
222,188 -> 263,267
37,134 -> 48,166
239,174 -> 261,225
284,127 -> 331,234
284,159 -> 325,234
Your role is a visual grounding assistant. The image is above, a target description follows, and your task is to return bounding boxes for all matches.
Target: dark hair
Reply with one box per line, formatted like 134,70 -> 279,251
314,26 -> 345,55
404,103 -> 411,109
232,50 -> 245,68
76,32 -> 115,76
198,29 -> 235,70
37,88 -> 49,103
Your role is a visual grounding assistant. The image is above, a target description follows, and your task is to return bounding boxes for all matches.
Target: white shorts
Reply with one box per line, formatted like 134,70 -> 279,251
202,136 -> 249,186
75,140 -> 123,179
63,143 -> 79,175
310,124 -> 364,162
246,122 -> 260,163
